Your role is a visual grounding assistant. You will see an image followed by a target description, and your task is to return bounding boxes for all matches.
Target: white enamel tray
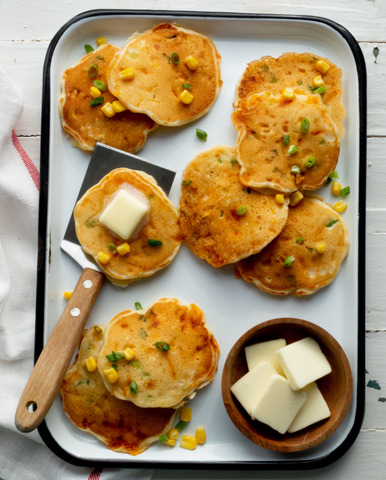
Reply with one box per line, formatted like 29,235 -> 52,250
36,10 -> 366,469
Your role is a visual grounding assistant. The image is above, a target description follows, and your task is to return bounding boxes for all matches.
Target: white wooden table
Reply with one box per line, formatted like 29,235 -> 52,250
1,0 -> 385,477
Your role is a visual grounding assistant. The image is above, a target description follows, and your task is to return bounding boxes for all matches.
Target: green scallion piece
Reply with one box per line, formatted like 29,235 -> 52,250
86,218 -> 97,227
94,326 -> 103,333
287,145 -> 299,156
340,186 -> 350,197
326,219 -> 339,227
108,243 -> 117,252
305,156 -> 316,168
113,351 -> 125,361
196,128 -> 208,141
291,165 -> 301,174
105,353 -> 116,362
111,364 -> 118,371
135,302 -> 143,310
314,86 -> 327,94
182,179 -> 192,185
237,205 -> 247,216
171,52 -> 180,64
159,434 -> 169,442
217,158 -> 222,164
93,79 -> 107,91
296,236 -> 304,244
182,83 -> 192,90
147,239 -> 163,247
175,420 -> 187,430
130,381 -> 138,395
90,96 -> 104,107
324,177 -> 332,185
283,255 -> 295,267
297,80 -> 303,86
84,45 -> 94,53
283,134 -> 290,146
300,118 -> 310,134
77,380 -> 84,385
271,77 -> 278,83
155,342 -> 170,351
329,169 -> 339,179
88,64 -> 98,77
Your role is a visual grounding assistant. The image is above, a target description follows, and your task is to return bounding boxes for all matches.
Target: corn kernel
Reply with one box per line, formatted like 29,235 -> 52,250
195,426 -> 206,445
334,200 -> 348,213
90,86 -> 102,98
112,100 -> 127,113
275,194 -> 285,204
117,242 -> 130,255
97,251 -> 111,264
101,103 -> 116,118
165,438 -> 176,446
282,87 -> 295,100
123,347 -> 135,361
185,56 -> 199,70
120,68 -> 135,80
104,367 -> 119,383
316,60 -> 330,74
180,407 -> 192,422
96,36 -> 108,47
85,356 -> 98,372
312,75 -> 325,87
64,291 -> 72,300
168,428 -> 179,440
179,90 -> 194,104
332,181 -> 342,196
289,191 -> 304,207
180,435 -> 197,450
316,243 -> 326,254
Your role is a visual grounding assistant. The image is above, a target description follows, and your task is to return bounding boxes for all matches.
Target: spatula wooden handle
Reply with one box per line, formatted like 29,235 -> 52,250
15,268 -> 104,433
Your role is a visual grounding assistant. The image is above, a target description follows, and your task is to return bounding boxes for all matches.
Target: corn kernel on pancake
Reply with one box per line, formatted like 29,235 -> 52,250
59,44 -> 157,154
74,168 -> 182,287
106,23 -> 222,126
232,92 -> 340,194
234,52 -> 346,139
179,146 -> 289,267
99,298 -> 220,408
60,326 -> 177,455
235,197 -> 349,296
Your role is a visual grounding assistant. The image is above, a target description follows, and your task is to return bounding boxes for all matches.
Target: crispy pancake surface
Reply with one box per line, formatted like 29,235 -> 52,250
234,52 -> 346,139
179,146 -> 289,267
99,298 -> 220,408
235,197 -> 349,296
60,326 -> 177,455
107,23 -> 222,126
74,168 -> 182,287
232,92 -> 340,194
59,44 -> 157,153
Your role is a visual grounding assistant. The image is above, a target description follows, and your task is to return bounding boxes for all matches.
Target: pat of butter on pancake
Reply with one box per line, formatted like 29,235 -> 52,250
99,189 -> 149,240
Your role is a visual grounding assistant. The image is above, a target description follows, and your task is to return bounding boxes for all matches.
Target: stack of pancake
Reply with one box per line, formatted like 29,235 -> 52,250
60,298 -> 220,455
179,53 -> 349,296
59,23 -> 222,153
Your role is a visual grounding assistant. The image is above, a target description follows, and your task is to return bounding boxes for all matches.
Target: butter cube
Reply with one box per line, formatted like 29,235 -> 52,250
99,189 -> 149,240
275,337 -> 331,391
231,362 -> 278,417
251,374 -> 307,434
245,339 -> 286,376
287,382 -> 331,433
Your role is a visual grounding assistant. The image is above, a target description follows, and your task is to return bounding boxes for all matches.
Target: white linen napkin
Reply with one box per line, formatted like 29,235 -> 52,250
0,65 -> 153,480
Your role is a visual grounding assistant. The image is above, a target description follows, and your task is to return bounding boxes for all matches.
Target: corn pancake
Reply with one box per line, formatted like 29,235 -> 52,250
59,44 -> 157,153
232,92 -> 340,194
60,326 -> 177,455
235,197 -> 349,296
234,52 -> 346,139
99,298 -> 220,408
179,146 -> 289,267
74,168 -> 182,287
106,23 -> 222,126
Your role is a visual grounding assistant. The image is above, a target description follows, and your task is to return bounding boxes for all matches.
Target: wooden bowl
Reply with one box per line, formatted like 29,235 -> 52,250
222,318 -> 353,452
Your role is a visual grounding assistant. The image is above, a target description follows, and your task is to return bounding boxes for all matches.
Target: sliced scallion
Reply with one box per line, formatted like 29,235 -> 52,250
305,156 -> 316,168
287,145 -> 299,156
88,64 -> 98,77
237,205 -> 247,216
314,86 -> 327,94
196,128 -> 208,141
171,52 -> 180,64
182,179 -> 192,185
111,364 -> 118,371
94,326 -> 103,333
324,177 -> 332,185
130,381 -> 138,395
300,118 -> 310,134
340,186 -> 350,197
90,96 -> 104,107
147,239 -> 163,247
283,255 -> 295,267
326,219 -> 339,227
135,302 -> 142,310
175,420 -> 187,430
84,44 -> 94,53
93,79 -> 107,91
155,342 -> 170,351
291,165 -> 301,174
182,83 -> 192,90
296,236 -> 304,244
108,243 -> 117,252
329,169 -> 339,179
283,134 -> 290,146
159,434 -> 169,442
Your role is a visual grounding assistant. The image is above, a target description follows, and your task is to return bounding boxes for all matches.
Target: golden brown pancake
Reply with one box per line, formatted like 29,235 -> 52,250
60,326 -> 177,455
179,146 -> 289,267
234,52 -> 346,139
231,92 -> 340,194
74,168 -> 182,287
98,298 -> 220,408
59,44 -> 157,153
235,197 -> 349,296
106,23 -> 222,126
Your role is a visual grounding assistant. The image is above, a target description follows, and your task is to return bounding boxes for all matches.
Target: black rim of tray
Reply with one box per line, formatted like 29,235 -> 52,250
35,9 -> 367,470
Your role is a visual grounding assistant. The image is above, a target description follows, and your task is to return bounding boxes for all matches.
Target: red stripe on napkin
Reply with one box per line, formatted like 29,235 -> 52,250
87,467 -> 103,480
12,130 -> 40,191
